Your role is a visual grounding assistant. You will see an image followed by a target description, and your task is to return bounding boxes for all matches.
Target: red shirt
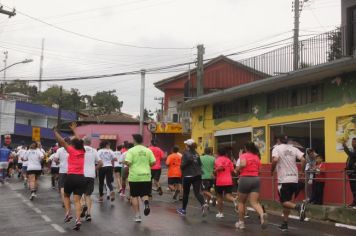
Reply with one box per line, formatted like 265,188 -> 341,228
149,146 -> 164,170
214,156 -> 234,186
239,153 -> 260,177
66,146 -> 85,175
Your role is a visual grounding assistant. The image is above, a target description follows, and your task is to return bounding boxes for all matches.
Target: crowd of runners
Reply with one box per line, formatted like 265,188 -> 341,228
0,124 -> 310,232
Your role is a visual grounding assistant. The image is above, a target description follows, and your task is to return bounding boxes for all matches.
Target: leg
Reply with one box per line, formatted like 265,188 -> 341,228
238,193 -> 248,224
131,197 -> 140,216
64,193 -> 71,215
85,195 -> 92,215
216,193 -> 223,213
114,171 -> 122,191
182,177 -> 192,210
105,167 -> 114,192
98,168 -> 105,197
192,176 -> 205,206
349,175 -> 356,205
29,174 -> 35,192
249,192 -> 265,223
73,195 -> 82,220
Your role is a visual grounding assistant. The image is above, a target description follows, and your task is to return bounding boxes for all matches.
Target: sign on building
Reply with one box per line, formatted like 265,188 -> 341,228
32,127 -> 41,142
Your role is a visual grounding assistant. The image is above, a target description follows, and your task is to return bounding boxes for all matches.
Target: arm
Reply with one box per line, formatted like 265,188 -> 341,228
271,157 -> 278,175
53,126 -> 69,150
69,122 -> 79,139
180,152 -> 194,169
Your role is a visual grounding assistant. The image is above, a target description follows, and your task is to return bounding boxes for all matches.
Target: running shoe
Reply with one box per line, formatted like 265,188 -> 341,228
210,197 -> 217,207
244,212 -> 250,219
118,188 -> 123,194
216,212 -> 224,218
235,221 -> 246,229
110,191 -> 115,202
144,203 -> 151,216
29,192 -> 35,201
202,204 -> 209,217
158,187 -> 163,196
120,192 -> 126,197
261,213 -> 268,230
85,214 -> 92,222
106,195 -> 110,200
133,216 -> 142,223
64,213 -> 73,223
98,197 -> 104,203
80,205 -> 88,218
72,219 -> 81,231
278,222 -> 288,232
177,208 -> 186,216
299,202 -> 307,222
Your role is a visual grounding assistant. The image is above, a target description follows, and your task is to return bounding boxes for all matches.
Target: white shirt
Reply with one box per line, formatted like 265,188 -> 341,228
272,144 -> 304,184
25,149 -> 44,171
84,146 -> 99,178
97,148 -> 115,167
54,147 -> 69,174
113,151 -> 122,167
17,148 -> 27,164
48,153 -> 59,168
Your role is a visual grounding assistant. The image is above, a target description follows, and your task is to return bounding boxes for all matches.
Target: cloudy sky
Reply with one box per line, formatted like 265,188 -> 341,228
0,0 -> 340,116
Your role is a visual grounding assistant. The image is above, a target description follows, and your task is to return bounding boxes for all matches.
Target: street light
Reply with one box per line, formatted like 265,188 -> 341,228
1,58 -> 33,94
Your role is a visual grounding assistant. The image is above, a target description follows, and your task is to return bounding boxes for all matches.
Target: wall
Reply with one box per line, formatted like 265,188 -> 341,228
342,0 -> 355,27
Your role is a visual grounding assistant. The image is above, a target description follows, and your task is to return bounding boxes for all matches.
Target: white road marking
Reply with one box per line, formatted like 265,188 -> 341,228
335,223 -> 356,230
41,214 -> 52,222
26,202 -> 34,208
51,224 -> 66,233
34,207 -> 42,214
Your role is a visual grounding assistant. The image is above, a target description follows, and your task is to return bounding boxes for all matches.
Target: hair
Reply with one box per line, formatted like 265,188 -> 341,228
100,140 -> 110,149
83,137 -> 91,145
71,138 -> 85,151
29,142 -> 38,149
127,143 -> 134,149
204,147 -> 213,155
172,145 -> 179,153
187,142 -> 197,151
217,146 -> 227,156
244,142 -> 261,158
353,138 -> 356,141
117,144 -> 123,151
151,140 -> 157,146
275,134 -> 287,144
132,134 -> 143,144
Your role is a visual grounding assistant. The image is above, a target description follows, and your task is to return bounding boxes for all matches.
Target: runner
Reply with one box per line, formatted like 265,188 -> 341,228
124,134 -> 156,222
17,145 -> 28,184
113,145 -> 123,194
149,140 -> 165,196
214,146 -> 238,218
177,139 -> 208,217
54,123 -> 86,231
200,147 -> 216,206
166,145 -> 182,201
16,144 -> 25,178
120,143 -> 133,198
48,150 -> 60,189
97,141 -> 116,202
0,142 -> 13,184
24,142 -> 44,200
54,138 -> 70,207
81,137 -> 102,222
235,142 -> 267,230
271,134 -> 307,232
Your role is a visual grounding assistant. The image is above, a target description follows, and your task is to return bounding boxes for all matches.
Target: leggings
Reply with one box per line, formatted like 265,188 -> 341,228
182,175 -> 205,210
99,166 -> 114,196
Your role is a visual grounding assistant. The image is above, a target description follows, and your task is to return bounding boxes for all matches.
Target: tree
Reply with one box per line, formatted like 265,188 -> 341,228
92,90 -> 123,115
328,27 -> 342,61
1,80 -> 38,97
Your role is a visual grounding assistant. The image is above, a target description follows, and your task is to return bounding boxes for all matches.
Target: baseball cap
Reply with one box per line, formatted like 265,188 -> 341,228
184,139 -> 195,146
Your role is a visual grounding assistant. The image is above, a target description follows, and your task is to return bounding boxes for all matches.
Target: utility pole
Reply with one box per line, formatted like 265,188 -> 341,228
292,0 -> 307,70
154,97 -> 164,121
196,44 -> 205,97
57,86 -> 63,128
39,38 -> 45,92
139,69 -> 146,136
0,6 -> 16,17
2,51 -> 8,95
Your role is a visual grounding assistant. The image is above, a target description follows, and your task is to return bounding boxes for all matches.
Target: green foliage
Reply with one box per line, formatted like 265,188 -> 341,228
328,28 -> 342,61
92,90 -> 123,114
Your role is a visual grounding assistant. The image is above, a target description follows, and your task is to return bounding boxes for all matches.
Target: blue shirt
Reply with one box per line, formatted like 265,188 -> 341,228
0,146 -> 11,162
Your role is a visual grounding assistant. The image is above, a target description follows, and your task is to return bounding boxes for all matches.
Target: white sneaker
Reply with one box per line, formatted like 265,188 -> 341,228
235,221 -> 246,229
216,212 -> 224,218
134,216 -> 142,223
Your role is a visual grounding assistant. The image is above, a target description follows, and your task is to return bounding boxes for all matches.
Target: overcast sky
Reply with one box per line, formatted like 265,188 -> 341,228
0,0 -> 340,116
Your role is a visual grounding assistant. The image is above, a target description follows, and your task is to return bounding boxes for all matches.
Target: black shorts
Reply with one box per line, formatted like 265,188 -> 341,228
17,163 -> 23,169
85,177 -> 95,196
114,167 -> 122,173
27,170 -> 42,176
51,167 -> 60,175
278,183 -> 299,203
129,181 -> 152,197
168,177 -> 182,185
201,179 -> 214,191
64,174 -> 86,196
151,169 -> 161,181
58,173 -> 67,189
215,185 -> 233,195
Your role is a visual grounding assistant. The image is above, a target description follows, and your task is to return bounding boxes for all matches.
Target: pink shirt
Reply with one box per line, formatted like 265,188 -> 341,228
214,156 -> 234,186
239,153 -> 260,177
149,146 -> 164,170
66,146 -> 85,175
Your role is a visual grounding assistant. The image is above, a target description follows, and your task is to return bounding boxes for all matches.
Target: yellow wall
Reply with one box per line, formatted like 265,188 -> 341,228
191,102 -> 356,164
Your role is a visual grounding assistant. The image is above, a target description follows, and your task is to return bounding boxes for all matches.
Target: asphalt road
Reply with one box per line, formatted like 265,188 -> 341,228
0,176 -> 355,236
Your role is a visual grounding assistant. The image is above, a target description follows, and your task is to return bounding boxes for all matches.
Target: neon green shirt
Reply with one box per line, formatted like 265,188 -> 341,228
200,154 -> 215,180
125,145 -> 155,182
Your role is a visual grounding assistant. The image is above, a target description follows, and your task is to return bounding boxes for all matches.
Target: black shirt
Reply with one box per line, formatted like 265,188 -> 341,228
344,145 -> 356,174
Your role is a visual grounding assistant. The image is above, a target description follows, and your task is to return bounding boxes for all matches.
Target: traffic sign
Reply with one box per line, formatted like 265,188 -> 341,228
147,122 -> 157,132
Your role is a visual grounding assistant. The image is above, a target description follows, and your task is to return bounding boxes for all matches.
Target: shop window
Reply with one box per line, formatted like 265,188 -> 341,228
213,97 -> 252,119
216,132 -> 251,160
269,120 -> 325,161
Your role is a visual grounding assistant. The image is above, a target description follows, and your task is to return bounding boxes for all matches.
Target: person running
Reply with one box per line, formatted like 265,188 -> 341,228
177,139 -> 208,217
24,142 -> 44,200
113,145 -> 123,194
235,142 -> 267,230
200,147 -> 216,206
17,145 -> 28,185
81,137 -> 102,222
54,138 -> 70,207
48,150 -> 60,189
16,144 -> 26,179
214,146 -> 238,219
124,134 -> 156,222
54,123 -> 86,231
271,134 -> 307,232
149,140 -> 165,196
120,143 -> 133,198
97,141 -> 116,202
166,145 -> 182,201
0,142 -> 13,184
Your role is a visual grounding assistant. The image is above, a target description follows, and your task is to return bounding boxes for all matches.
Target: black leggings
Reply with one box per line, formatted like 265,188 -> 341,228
182,175 -> 205,210
99,166 -> 114,196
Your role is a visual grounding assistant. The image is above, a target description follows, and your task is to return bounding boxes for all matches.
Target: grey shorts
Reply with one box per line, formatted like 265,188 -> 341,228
238,176 -> 260,194
58,173 -> 67,189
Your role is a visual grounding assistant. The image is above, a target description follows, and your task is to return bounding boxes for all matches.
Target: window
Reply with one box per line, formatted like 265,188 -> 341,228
28,119 -> 32,126
347,6 -> 356,55
216,132 -> 251,160
267,84 -> 323,112
213,97 -> 252,119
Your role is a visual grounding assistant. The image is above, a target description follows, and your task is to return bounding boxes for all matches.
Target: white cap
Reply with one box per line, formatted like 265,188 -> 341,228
184,139 -> 195,146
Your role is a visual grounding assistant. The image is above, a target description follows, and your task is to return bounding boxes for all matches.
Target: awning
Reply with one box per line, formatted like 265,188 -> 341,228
99,134 -> 117,140
214,127 -> 252,137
